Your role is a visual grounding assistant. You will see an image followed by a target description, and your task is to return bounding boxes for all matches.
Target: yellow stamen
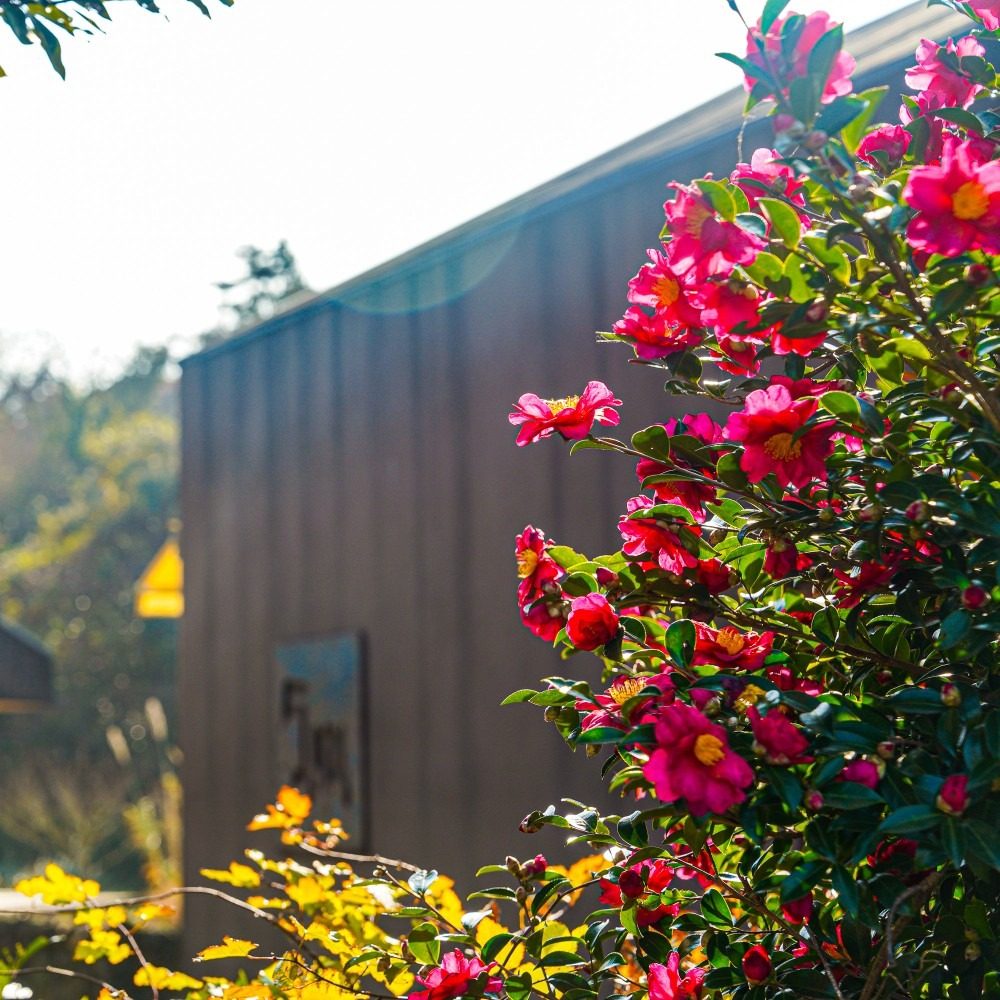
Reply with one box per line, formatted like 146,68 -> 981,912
734,684 -> 766,714
608,677 -> 646,705
683,201 -> 713,237
516,550 -> 539,579
763,432 -> 803,462
716,627 -> 746,656
653,275 -> 680,308
545,395 -> 580,413
694,733 -> 725,767
953,180 -> 989,221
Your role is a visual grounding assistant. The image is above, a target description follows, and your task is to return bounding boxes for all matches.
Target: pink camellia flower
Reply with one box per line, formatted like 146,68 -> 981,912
619,495 -> 701,575
770,318 -> 827,358
741,944 -> 773,986
744,11 -> 855,106
698,279 -> 761,335
748,706 -> 813,765
566,593 -> 619,651
575,672 -> 675,732
857,125 -> 912,171
599,858 -> 680,928
905,36 -> 986,110
969,0 -> 1000,30
648,953 -> 706,1000
937,774 -> 969,815
409,950 -> 502,1000
903,136 -> 1000,257
692,623 -> 774,671
519,599 -> 566,643
724,382 -> 836,490
782,892 -> 814,925
521,854 -> 547,879
509,381 -> 621,446
613,306 -> 704,360
731,147 -> 806,216
711,332 -> 763,375
515,526 -> 562,603
841,758 -> 881,789
627,249 -> 704,327
662,181 -> 765,280
643,703 -> 755,816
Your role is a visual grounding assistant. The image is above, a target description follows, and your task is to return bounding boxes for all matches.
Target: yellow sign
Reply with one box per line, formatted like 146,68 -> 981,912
135,538 -> 184,618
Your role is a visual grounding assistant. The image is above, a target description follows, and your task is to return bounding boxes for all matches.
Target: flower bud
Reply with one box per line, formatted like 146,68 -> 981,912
876,741 -> 896,760
521,854 -> 547,879
805,300 -> 829,323
543,706 -> 561,722
506,855 -> 521,876
905,500 -> 930,522
967,263 -> 992,286
962,585 -> 989,610
876,670 -> 893,686
566,593 -> 620,651
781,892 -> 813,925
617,868 -> 645,900
804,130 -> 828,151
742,945 -> 773,985
965,942 -> 982,961
829,545 -> 847,560
806,790 -> 824,811
818,506 -> 836,524
515,886 -> 528,904
519,812 -> 543,834
940,683 -> 962,708
585,743 -> 601,757
936,774 -> 969,816
858,503 -> 882,522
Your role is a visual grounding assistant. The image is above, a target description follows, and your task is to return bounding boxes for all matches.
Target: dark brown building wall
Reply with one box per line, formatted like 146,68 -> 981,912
178,3 -> 961,951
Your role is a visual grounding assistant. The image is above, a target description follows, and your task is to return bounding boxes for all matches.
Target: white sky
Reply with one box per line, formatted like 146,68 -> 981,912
0,0 -> 911,381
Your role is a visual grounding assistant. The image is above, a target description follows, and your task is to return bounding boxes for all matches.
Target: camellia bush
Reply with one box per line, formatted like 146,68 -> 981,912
7,1 -> 1000,998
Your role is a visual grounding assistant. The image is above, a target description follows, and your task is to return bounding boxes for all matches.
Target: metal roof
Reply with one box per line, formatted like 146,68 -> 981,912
182,1 -> 966,368
0,617 -> 53,712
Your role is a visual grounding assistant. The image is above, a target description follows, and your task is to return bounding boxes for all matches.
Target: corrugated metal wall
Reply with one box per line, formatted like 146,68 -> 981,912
178,3 -> 961,951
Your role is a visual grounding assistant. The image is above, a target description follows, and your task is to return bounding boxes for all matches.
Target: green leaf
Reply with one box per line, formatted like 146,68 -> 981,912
743,249 -> 784,287
761,0 -> 791,33
665,619 -> 696,669
631,425 -> 671,463
806,24 -> 844,112
575,726 -> 626,745
820,782 -> 883,810
31,19 -> 65,78
695,179 -> 737,221
929,106 -> 985,136
407,923 -> 441,966
547,545 -> 588,570
501,689 -> 539,705
701,888 -> 734,926
878,805 -> 941,835
812,606 -> 841,645
966,820 -> 1000,870
841,87 -> 890,152
716,451 -> 748,490
481,932 -> 515,963
820,390 -> 861,422
759,197 -> 803,248
938,609 -> 970,649
884,337 -> 932,363
407,869 -> 439,896
832,866 -> 860,918
941,817 -> 966,869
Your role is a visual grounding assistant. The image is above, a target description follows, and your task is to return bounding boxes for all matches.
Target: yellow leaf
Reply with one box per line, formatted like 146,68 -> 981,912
74,930 -> 131,966
73,905 -> 127,929
286,876 -> 328,908
16,863 -> 99,905
133,965 -> 203,991
277,785 -> 313,821
196,936 -> 259,961
200,861 -> 261,888
133,903 -> 177,923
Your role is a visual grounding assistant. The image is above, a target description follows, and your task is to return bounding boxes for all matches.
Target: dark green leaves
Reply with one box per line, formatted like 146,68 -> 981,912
664,619 -> 696,668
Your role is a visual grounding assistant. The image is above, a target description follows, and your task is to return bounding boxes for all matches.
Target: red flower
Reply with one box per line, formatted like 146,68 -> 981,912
771,319 -> 827,358
867,838 -> 918,874
741,945 -> 773,986
857,125 -> 911,171
724,382 -> 836,490
409,950 -> 501,1000
619,496 -> 701,575
748,706 -> 812,765
841,759 -> 881,789
515,526 -> 562,603
613,306 -> 704,360
643,703 -> 754,816
662,181 -> 765,280
566,593 -> 619,651
731,147 -> 806,217
763,538 -> 812,579
744,12 -> 855,106
937,774 -> 969,815
905,36 -> 986,111
833,558 -> 900,608
509,381 -> 621,446
519,599 -> 566,642
903,137 -> 1000,257
711,332 -> 763,375
693,623 -> 774,671
599,858 -> 680,927
698,278 -> 761,335
695,558 -> 734,594
627,249 -> 704,327
782,892 -> 814,925
648,953 -> 706,1000
575,672 -> 674,732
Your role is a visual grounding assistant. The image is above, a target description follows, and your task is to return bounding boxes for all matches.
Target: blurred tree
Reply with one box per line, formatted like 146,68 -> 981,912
215,240 -> 309,329
0,0 -> 233,78
0,346 -> 179,886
